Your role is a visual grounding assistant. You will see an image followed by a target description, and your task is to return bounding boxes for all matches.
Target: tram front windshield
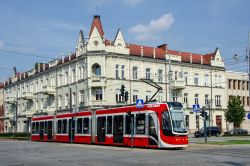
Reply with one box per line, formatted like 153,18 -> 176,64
170,110 -> 187,133
162,109 -> 187,134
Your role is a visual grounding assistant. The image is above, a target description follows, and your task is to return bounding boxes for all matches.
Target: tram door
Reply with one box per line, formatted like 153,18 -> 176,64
113,115 -> 123,144
68,118 -> 75,142
40,121 -> 44,141
97,117 -> 106,142
47,121 -> 53,141
148,113 -> 158,146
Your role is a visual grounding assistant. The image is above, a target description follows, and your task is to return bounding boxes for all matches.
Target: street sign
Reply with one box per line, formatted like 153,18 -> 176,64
192,104 -> 200,113
136,99 -> 144,108
247,112 -> 250,120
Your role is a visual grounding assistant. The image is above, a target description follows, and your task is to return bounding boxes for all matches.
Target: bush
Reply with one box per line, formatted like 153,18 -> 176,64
0,132 -> 30,137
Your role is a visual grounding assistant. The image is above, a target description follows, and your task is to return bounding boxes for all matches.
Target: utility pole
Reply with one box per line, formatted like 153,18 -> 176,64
202,107 -> 207,143
248,32 -> 250,106
210,62 -> 213,127
69,88 -> 73,144
168,54 -> 172,102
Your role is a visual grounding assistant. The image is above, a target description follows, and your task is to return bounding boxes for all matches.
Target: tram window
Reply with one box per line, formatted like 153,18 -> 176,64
44,121 -> 48,134
83,118 -> 89,134
162,112 -> 172,135
40,121 -> 45,133
125,114 -> 134,134
62,119 -> 67,134
136,114 -> 145,134
35,122 -> 39,134
77,118 -> 83,134
107,116 -> 112,134
32,122 -> 35,134
57,120 -> 62,133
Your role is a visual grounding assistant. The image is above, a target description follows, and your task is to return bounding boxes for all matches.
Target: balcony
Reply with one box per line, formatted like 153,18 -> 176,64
42,106 -> 55,115
89,100 -> 105,108
22,92 -> 34,100
172,80 -> 186,90
92,76 -> 101,82
42,86 -> 56,95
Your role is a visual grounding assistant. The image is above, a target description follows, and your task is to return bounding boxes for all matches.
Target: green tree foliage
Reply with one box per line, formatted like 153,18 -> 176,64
225,96 -> 245,128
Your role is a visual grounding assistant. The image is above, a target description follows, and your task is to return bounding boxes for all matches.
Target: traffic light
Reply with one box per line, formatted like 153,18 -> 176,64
124,91 -> 129,102
120,85 -> 125,96
200,110 -> 208,120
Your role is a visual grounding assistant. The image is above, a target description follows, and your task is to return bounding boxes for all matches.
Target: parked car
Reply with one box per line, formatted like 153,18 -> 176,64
194,126 -> 221,137
224,128 -> 248,135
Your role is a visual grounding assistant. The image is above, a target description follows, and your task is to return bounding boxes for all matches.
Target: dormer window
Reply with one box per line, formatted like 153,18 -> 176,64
94,41 -> 99,46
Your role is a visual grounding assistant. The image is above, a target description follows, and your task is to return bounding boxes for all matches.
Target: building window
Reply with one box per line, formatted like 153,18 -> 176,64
238,80 -> 241,90
233,80 -> 236,89
115,64 -> 119,79
92,63 -> 101,76
218,75 -> 222,87
184,93 -> 188,106
184,72 -> 188,85
121,65 -> 125,79
79,90 -> 84,104
65,94 -> 69,107
195,94 -> 199,104
204,74 -> 209,86
116,89 -> 124,103
205,94 -> 209,106
72,92 -> 76,106
173,92 -> 178,102
65,71 -> 69,85
133,67 -> 138,80
58,95 -> 62,108
95,89 -> 102,100
214,75 -> 218,87
133,90 -> 138,103
174,71 -> 177,80
228,80 -> 231,89
146,68 -> 151,79
247,97 -> 250,106
215,95 -> 221,107
72,69 -> 76,83
242,96 -> 245,106
194,73 -> 199,85
158,69 -> 163,82
146,91 -> 151,102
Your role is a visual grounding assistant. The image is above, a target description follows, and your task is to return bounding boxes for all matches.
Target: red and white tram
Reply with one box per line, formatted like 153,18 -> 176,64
31,102 -> 188,148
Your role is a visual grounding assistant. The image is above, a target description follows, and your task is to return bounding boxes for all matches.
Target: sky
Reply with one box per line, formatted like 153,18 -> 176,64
0,0 -> 250,81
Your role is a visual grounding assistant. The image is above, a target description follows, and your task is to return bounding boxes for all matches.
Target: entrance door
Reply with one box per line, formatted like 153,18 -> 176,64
39,121 -> 44,141
113,115 -> 123,144
97,117 -> 106,142
216,115 -> 222,131
47,121 -> 53,141
68,118 -> 75,142
148,113 -> 158,146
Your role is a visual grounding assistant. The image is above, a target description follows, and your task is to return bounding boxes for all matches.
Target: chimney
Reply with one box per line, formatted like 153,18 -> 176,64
141,46 -> 144,57
190,54 -> 193,64
201,56 -> 203,65
153,48 -> 156,59
157,44 -> 168,50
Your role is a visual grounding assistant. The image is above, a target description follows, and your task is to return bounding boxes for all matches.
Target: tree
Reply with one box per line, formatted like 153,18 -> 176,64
225,96 -> 245,128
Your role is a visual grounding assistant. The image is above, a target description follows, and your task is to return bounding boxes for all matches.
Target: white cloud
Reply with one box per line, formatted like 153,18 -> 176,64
0,40 -> 4,48
123,0 -> 143,7
129,13 -> 174,41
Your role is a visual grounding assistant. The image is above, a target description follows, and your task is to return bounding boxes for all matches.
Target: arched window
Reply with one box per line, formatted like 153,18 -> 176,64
92,63 -> 101,76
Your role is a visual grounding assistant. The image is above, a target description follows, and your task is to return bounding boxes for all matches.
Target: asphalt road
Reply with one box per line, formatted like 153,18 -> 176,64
0,140 -> 250,166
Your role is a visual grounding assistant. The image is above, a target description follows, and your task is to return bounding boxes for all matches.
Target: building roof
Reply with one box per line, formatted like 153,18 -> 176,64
2,15 -> 219,88
89,15 -> 104,37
